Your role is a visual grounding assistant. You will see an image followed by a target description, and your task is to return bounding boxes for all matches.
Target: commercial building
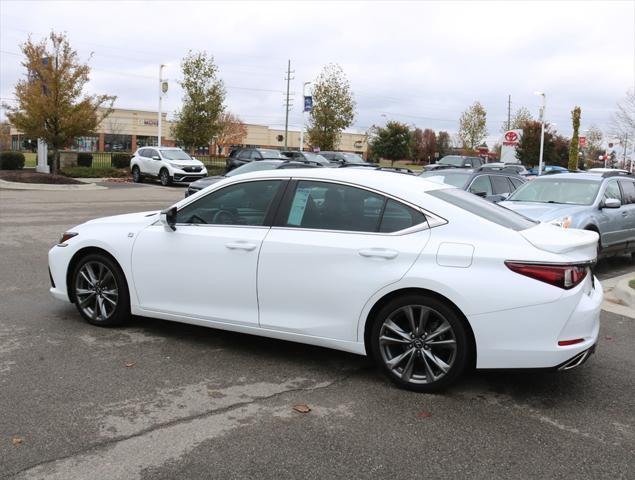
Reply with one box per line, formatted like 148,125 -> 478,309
10,107 -> 368,156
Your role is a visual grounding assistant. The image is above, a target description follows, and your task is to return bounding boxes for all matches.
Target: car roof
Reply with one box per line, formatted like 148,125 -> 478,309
225,166 -> 450,193
531,172 -> 604,181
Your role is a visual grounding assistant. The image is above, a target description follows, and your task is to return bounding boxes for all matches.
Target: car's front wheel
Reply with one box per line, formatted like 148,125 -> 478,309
159,169 -> 172,186
71,253 -> 130,327
370,294 -> 470,392
132,166 -> 142,183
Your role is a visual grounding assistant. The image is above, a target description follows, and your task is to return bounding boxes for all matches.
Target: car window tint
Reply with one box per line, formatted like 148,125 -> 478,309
491,175 -> 513,195
285,181 -> 385,232
468,175 -> 493,196
379,199 -> 427,233
618,179 -> 635,204
429,188 -> 537,231
250,150 -> 262,160
138,149 -> 146,157
177,180 -> 282,226
509,177 -> 524,189
238,150 -> 251,160
604,180 -> 622,201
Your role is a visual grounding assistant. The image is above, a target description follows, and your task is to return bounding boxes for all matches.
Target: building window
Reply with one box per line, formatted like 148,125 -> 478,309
73,136 -> 99,152
104,134 -> 132,152
136,135 -> 158,148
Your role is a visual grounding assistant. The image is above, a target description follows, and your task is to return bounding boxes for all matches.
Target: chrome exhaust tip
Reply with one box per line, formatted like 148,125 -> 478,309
558,348 -> 593,371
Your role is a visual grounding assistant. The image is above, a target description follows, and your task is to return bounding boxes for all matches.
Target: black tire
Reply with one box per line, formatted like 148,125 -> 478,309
71,253 -> 130,327
160,168 -> 172,186
132,166 -> 142,183
370,294 -> 470,392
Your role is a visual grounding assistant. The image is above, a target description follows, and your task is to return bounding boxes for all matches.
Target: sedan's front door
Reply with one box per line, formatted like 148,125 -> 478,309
131,179 -> 285,326
257,180 -> 431,342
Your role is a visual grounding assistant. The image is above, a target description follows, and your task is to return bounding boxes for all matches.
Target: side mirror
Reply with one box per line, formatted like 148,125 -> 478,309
160,206 -> 177,231
152,155 -> 161,161
602,198 -> 621,209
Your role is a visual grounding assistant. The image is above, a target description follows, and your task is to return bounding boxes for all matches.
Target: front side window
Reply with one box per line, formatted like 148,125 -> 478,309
491,175 -> 513,195
468,175 -> 493,196
160,149 -> 192,161
603,180 -> 622,201
618,179 -> 635,204
283,181 -> 426,233
238,150 -> 252,160
177,180 -> 282,226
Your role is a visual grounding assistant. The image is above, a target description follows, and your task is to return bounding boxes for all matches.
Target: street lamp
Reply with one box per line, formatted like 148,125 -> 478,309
534,91 -> 546,176
299,81 -> 311,152
158,64 -> 169,147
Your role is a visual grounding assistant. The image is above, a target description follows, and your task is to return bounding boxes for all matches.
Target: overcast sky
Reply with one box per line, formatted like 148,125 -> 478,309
1,0 -> 634,146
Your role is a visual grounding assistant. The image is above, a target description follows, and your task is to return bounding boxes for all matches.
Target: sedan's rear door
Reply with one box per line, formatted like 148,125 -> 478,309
257,180 -> 431,342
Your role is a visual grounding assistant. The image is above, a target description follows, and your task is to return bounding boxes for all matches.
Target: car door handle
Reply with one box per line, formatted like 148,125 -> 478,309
358,248 -> 399,259
225,241 -> 257,251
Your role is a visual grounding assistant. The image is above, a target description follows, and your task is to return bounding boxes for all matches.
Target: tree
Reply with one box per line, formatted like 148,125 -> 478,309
611,90 -> 635,138
410,128 -> 436,164
3,32 -> 115,173
437,131 -> 451,158
172,51 -> 225,152
215,112 -> 247,155
585,125 -> 604,167
458,101 -> 487,150
306,63 -> 356,151
0,121 -> 11,150
568,106 -> 581,170
501,106 -> 533,132
368,121 -> 411,166
552,134 -> 570,167
515,120 -> 557,167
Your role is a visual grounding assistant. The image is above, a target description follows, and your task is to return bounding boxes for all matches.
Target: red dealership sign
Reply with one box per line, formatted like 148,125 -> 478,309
579,136 -> 586,148
503,130 -> 520,146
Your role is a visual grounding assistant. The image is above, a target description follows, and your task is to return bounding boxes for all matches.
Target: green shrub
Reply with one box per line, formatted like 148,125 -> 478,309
111,153 -> 132,169
0,151 -> 26,170
77,152 -> 93,167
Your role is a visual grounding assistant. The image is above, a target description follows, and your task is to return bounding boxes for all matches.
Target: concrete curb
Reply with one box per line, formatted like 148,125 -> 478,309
601,272 -> 635,319
0,178 -> 107,191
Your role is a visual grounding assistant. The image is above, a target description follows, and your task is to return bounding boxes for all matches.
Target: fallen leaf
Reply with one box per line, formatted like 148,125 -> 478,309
416,412 -> 432,418
12,436 -> 23,445
125,362 -> 136,368
604,336 -> 613,341
293,404 -> 311,413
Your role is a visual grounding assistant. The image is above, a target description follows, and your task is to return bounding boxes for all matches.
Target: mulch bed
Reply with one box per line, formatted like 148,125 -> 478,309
0,170 -> 84,185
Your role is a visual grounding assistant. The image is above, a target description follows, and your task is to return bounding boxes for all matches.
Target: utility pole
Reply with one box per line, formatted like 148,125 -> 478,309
283,60 -> 294,150
507,94 -> 511,131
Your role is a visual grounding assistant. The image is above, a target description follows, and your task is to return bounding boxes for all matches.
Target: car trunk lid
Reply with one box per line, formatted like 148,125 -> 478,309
519,222 -> 598,262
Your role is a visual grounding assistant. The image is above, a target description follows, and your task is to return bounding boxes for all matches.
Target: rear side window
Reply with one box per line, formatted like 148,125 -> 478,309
509,177 -> 524,189
428,188 -> 537,231
468,175 -> 493,196
618,179 -> 635,204
379,199 -> 427,233
491,175 -> 513,195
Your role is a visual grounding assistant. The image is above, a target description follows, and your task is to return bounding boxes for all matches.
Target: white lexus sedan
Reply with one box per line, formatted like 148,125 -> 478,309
48,169 -> 603,392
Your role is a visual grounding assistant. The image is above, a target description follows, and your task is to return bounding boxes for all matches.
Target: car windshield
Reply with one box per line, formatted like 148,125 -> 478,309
226,161 -> 281,177
303,152 -> 329,163
419,171 -> 471,188
438,156 -> 464,166
342,152 -> 366,164
259,149 -> 284,159
160,149 -> 192,161
506,177 -> 601,205
429,188 -> 537,231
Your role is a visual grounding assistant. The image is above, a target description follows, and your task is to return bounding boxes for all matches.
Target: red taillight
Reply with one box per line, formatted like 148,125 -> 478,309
558,338 -> 584,346
505,262 -> 588,290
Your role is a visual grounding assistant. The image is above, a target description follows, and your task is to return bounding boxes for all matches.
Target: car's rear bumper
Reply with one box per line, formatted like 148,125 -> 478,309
470,274 -> 602,369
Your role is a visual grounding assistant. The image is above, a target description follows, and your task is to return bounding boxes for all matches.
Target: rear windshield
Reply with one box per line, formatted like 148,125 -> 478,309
428,188 -> 537,231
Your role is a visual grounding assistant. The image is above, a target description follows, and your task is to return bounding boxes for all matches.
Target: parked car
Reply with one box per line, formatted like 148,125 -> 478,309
281,151 -> 330,165
588,168 -> 630,174
423,155 -> 484,172
130,147 -> 207,186
418,168 -> 527,202
500,172 -> 635,259
478,163 -> 530,176
320,151 -> 371,166
225,148 -> 286,171
185,159 -> 323,197
526,165 -> 569,175
50,168 -> 602,392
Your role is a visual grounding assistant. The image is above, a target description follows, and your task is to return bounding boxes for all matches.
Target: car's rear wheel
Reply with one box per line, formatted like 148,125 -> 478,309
160,168 -> 172,186
72,253 -> 130,327
370,294 -> 469,392
132,166 -> 142,183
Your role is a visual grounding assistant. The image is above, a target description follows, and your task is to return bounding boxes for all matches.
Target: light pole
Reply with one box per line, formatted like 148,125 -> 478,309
158,64 -> 168,147
299,81 -> 311,152
535,91 -> 546,176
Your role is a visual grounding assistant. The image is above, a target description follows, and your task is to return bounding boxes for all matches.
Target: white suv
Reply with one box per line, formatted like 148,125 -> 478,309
130,147 -> 207,186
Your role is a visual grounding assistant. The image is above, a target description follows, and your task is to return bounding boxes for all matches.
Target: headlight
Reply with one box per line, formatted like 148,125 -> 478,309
550,216 -> 572,229
58,231 -> 78,245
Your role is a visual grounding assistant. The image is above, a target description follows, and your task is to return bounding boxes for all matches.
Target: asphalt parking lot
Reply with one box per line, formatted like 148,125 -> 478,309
0,183 -> 633,480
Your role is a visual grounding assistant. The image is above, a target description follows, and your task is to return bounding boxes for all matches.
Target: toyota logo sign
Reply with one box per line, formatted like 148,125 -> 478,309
504,131 -> 518,142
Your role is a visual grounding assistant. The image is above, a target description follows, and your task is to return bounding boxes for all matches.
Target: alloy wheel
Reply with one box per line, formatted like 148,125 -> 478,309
378,305 -> 457,384
132,167 -> 140,182
160,170 -> 169,186
74,261 -> 119,322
